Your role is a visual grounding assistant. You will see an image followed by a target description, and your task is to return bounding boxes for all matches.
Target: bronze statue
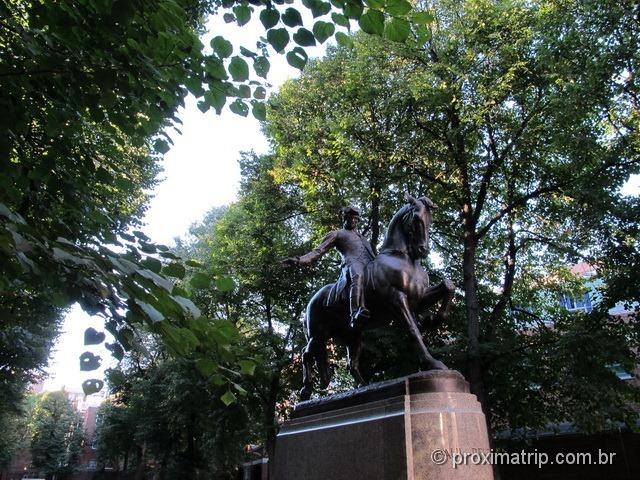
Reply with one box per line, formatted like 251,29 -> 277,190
282,205 -> 374,328
287,194 -> 455,400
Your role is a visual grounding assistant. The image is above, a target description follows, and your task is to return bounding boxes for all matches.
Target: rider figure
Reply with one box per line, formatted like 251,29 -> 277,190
283,206 -> 375,329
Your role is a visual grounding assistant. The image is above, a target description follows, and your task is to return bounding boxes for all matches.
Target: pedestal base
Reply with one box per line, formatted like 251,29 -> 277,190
273,370 -> 493,480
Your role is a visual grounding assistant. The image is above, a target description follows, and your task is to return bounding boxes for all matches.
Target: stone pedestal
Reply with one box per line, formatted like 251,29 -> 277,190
273,370 -> 493,480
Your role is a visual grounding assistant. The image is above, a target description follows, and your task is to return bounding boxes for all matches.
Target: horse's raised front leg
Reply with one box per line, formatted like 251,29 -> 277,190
419,278 -> 455,329
347,332 -> 366,386
392,290 -> 447,370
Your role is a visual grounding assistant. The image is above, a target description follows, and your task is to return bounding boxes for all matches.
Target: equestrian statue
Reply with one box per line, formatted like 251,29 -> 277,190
283,194 -> 455,400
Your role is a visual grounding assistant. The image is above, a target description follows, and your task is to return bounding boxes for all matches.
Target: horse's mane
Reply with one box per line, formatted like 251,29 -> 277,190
379,204 -> 413,254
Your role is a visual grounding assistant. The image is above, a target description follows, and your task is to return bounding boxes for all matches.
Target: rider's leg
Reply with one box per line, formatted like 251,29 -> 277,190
349,269 -> 370,329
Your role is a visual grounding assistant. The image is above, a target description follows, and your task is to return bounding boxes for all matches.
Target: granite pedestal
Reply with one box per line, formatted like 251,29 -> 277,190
273,370 -> 493,480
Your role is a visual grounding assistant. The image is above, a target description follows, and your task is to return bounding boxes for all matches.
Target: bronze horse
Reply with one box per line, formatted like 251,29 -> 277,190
300,194 -> 455,400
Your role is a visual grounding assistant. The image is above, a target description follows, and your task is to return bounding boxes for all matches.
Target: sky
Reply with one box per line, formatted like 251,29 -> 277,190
43,10 -> 640,393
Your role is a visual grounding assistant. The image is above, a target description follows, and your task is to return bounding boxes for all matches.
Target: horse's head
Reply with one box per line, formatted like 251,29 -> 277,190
402,192 -> 436,259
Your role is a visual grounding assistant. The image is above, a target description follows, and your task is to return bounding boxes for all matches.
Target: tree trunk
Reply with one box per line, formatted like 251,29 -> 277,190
369,180 -> 381,253
265,374 -> 280,461
134,443 -> 146,480
461,208 -> 491,424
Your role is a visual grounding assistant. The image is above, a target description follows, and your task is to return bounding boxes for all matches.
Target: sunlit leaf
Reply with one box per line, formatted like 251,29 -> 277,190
229,56 -> 249,82
286,46 -> 309,70
267,28 -> 290,52
221,390 -> 236,406
260,8 -> 280,29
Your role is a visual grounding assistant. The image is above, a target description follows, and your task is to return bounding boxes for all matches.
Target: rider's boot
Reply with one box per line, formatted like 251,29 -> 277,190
349,283 -> 370,330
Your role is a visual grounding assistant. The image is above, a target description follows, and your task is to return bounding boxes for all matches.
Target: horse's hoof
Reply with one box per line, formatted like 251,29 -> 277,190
430,360 -> 448,370
299,387 -> 311,401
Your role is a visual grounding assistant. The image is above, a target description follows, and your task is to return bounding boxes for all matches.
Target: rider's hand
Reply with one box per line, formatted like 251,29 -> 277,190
280,257 -> 300,268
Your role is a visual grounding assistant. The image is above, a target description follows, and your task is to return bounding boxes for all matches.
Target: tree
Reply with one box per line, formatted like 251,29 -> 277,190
0,0 -> 433,403
264,0 -> 640,435
30,391 -> 84,479
179,152 -> 315,457
95,347 -> 253,480
0,393 -> 36,470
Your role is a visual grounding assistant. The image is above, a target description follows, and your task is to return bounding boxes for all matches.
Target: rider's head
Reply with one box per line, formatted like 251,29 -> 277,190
342,205 -> 360,230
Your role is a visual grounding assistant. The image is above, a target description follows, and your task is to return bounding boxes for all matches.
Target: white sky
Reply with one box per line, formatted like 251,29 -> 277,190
43,10 -> 640,393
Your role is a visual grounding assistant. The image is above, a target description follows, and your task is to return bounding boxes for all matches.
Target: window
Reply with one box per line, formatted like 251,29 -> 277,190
608,364 -> 633,381
560,292 -> 592,312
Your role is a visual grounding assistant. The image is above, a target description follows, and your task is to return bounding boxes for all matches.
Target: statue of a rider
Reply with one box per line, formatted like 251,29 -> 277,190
282,206 -> 375,329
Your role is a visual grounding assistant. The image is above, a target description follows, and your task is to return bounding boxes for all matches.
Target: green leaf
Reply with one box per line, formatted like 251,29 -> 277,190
385,17 -> 410,42
260,8 -> 280,29
233,382 -> 248,395
293,28 -> 316,47
173,295 -> 201,318
229,56 -> 249,82
254,86 -> 267,99
239,359 -> 257,375
311,1 -> 331,17
331,12 -> 350,28
105,369 -> 126,387
385,0 -> 412,16
154,139 -> 170,154
163,262 -> 186,279
411,11 -> 434,25
195,358 -> 217,377
84,327 -> 105,345
359,9 -> 385,35
335,31 -> 354,48
313,21 -> 335,43
344,0 -> 364,19
238,85 -> 251,98
80,352 -> 101,371
190,272 -> 211,289
205,84 -> 227,113
185,76 -> 205,97
267,28 -> 290,53
252,102 -> 267,121
106,342 -> 124,361
204,58 -> 228,80
364,0 -> 384,8
286,46 -> 309,70
82,379 -> 104,395
240,46 -> 257,58
197,100 -> 209,113
253,56 -> 270,78
185,259 -> 204,268
215,320 -> 240,342
141,257 -> 162,273
223,13 -> 235,23
221,390 -> 237,406
282,7 -> 303,27
233,5 -> 251,26
134,299 -> 165,323
211,36 -> 233,58
229,99 -> 249,117
215,276 -> 236,292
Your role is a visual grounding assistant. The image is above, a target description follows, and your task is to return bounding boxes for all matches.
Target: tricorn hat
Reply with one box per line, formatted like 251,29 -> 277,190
341,205 -> 360,217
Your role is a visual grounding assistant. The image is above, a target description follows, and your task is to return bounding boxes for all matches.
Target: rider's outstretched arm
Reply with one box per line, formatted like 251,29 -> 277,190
298,231 -> 338,265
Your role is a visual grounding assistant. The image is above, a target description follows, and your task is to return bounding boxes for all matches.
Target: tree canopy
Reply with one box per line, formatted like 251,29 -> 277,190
30,391 -> 84,478
0,0 -> 440,403
265,0 -> 639,433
